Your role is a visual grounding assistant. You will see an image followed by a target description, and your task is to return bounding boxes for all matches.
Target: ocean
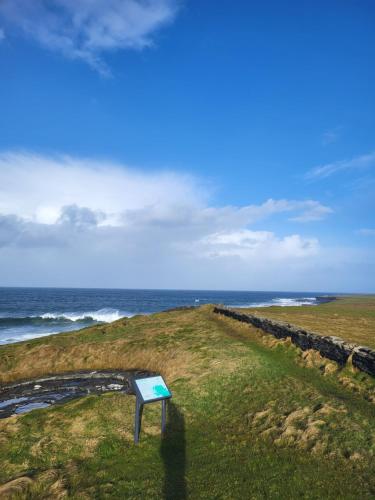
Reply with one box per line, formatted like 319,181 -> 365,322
0,287 -> 335,345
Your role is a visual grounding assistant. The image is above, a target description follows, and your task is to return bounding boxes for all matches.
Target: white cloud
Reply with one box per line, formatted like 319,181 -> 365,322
287,200 -> 333,222
232,198 -> 332,223
0,151 -> 204,225
0,151 -> 357,290
0,0 -> 178,75
0,152 -> 332,228
195,230 -> 319,259
306,152 -> 375,180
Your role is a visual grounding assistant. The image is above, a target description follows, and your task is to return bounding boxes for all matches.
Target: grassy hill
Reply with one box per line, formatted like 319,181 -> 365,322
1,299 -> 375,498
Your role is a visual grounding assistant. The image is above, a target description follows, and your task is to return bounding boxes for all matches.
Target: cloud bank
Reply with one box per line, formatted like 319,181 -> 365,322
0,151 -> 371,292
0,0 -> 178,75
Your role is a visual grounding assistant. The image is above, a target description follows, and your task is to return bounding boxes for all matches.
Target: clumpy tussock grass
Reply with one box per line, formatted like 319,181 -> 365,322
1,300 -> 375,498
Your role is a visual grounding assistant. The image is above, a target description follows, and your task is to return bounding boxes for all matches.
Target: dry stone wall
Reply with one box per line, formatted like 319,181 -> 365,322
213,306 -> 375,377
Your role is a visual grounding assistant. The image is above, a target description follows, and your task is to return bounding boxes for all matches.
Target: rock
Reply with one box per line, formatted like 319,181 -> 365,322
352,346 -> 375,377
307,335 -> 353,366
213,306 -> 375,377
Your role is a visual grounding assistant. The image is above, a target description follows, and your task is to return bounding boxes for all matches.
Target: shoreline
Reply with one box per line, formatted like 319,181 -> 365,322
0,294 -> 338,346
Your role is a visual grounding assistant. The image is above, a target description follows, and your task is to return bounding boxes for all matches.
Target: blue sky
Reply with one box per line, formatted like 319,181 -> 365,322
0,0 -> 374,292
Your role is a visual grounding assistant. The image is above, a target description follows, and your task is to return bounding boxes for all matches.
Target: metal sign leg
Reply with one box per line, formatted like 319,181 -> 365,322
161,398 -> 167,434
134,398 -> 144,444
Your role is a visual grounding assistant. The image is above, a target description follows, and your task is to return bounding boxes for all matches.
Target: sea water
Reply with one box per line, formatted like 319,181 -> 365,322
0,287 -> 335,345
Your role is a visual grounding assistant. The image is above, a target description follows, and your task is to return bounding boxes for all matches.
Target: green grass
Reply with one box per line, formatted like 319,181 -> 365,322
1,300 -> 375,498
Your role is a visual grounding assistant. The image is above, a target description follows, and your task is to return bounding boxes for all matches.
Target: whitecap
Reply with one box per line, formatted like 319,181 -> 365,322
271,297 -> 317,307
232,296 -> 318,308
40,308 -> 133,323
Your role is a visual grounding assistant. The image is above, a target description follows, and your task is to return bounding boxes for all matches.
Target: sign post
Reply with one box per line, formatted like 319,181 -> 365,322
133,375 -> 172,444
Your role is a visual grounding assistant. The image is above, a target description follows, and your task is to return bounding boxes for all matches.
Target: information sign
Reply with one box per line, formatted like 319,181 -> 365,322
133,375 -> 172,443
134,375 -> 171,403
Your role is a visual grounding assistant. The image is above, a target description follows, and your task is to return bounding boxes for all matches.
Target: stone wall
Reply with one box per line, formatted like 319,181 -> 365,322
213,306 -> 375,377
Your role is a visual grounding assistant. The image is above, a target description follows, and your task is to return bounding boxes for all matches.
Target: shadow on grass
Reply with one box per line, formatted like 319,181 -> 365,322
160,402 -> 187,500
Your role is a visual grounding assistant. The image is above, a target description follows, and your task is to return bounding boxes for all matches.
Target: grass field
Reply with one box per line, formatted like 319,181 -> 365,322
1,299 -> 375,498
238,295 -> 375,348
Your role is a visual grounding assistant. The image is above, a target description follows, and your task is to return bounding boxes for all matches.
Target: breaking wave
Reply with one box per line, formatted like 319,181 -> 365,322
39,308 -> 128,323
0,308 -> 131,328
234,297 -> 319,308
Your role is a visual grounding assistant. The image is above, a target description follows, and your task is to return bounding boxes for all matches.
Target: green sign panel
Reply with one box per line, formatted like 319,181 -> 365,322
134,376 -> 171,402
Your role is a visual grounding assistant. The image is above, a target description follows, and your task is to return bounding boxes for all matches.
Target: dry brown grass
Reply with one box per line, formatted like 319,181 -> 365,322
0,476 -> 34,498
238,296 -> 375,348
0,306 -> 255,386
298,349 -> 339,374
0,342 -> 195,384
2,303 -> 375,497
0,311 -> 205,384
247,401 -> 350,455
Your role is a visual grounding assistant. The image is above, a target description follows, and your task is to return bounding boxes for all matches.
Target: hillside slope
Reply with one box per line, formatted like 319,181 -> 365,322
1,303 -> 375,498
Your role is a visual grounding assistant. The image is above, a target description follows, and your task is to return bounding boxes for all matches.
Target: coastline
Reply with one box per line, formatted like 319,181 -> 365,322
0,288 -> 337,345
1,296 -> 375,498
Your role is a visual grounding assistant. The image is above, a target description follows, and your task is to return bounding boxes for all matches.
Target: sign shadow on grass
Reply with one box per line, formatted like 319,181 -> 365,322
160,401 -> 187,500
